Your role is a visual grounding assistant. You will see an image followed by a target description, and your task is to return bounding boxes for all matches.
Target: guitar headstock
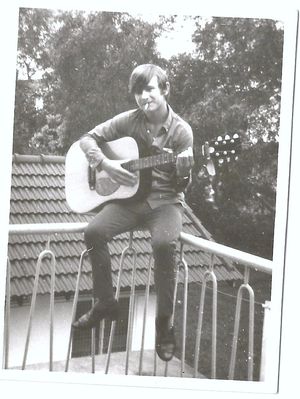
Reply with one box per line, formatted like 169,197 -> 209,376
201,133 -> 242,176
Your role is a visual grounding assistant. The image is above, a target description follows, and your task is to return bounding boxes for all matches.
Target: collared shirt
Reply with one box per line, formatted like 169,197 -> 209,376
80,105 -> 193,208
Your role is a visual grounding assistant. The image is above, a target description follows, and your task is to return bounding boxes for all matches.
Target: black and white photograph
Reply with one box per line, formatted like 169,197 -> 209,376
0,1 -> 299,398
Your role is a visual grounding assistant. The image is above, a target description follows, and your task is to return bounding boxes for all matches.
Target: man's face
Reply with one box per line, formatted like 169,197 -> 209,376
134,76 -> 169,113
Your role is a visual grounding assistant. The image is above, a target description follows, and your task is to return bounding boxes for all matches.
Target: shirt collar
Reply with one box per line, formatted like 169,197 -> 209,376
139,104 -> 173,135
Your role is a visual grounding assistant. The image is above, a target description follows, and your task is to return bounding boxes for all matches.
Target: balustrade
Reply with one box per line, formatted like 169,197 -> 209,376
5,223 -> 273,380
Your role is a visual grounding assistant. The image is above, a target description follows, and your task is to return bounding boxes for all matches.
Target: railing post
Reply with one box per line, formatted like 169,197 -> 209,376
163,251 -> 182,377
105,231 -> 134,374
65,248 -> 90,372
193,253 -> 218,379
179,243 -> 189,378
3,258 -> 11,369
229,267 -> 255,380
125,233 -> 137,375
260,300 -> 271,381
91,297 -> 96,373
138,256 -> 153,375
22,241 -> 56,371
98,320 -> 105,355
49,240 -> 56,372
211,255 -> 218,379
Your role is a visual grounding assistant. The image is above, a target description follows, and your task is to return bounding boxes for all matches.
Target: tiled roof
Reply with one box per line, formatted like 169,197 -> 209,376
7,154 -> 242,298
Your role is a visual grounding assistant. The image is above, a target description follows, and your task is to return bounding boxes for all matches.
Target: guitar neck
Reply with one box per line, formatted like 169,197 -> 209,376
120,133 -> 241,173
122,151 -> 177,172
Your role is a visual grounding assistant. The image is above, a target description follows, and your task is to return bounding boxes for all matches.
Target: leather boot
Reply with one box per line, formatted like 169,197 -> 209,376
72,299 -> 119,330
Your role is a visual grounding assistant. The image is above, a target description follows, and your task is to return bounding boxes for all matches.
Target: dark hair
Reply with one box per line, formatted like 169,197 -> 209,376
128,64 -> 169,98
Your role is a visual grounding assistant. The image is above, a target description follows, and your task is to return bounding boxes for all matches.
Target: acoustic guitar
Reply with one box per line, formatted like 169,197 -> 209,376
65,134 -> 241,213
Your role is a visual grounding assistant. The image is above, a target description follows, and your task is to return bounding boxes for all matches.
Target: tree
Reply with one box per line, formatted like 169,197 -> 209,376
13,8 -> 55,154
40,11 -> 164,152
14,10 -> 167,154
169,17 -> 283,258
16,7 -> 54,79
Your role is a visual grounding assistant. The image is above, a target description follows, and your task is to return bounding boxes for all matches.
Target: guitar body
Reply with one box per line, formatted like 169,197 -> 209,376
65,137 -> 140,213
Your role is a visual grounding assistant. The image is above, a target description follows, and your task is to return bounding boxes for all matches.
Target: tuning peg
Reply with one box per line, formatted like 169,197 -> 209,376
206,160 -> 216,176
231,150 -> 236,154
233,133 -> 239,139
223,151 -> 228,155
216,152 -> 220,157
217,136 -> 223,141
225,134 -> 230,140
218,158 -> 224,165
235,156 -> 239,160
226,157 -> 231,162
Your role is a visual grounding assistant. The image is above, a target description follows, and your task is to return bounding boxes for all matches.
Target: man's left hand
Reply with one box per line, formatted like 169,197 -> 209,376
176,147 -> 194,177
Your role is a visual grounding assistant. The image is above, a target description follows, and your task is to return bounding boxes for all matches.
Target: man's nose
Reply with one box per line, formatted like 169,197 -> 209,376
141,90 -> 149,100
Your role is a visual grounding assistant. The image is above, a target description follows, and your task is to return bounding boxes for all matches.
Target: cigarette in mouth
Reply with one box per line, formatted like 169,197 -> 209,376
144,103 -> 149,111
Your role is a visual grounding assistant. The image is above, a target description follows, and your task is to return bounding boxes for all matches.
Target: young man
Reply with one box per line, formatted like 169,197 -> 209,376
72,64 -> 194,362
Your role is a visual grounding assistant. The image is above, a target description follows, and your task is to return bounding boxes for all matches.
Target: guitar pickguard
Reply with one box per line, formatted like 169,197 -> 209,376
95,177 -> 120,196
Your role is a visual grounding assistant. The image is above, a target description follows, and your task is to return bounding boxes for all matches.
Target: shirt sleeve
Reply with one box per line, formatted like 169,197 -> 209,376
173,122 -> 194,191
79,112 -> 129,169
174,122 -> 193,152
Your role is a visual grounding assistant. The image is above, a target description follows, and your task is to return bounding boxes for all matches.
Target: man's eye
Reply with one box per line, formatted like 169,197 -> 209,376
145,86 -> 154,92
134,86 -> 154,95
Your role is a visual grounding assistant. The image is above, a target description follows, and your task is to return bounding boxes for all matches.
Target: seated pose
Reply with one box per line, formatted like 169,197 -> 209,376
72,64 -> 194,362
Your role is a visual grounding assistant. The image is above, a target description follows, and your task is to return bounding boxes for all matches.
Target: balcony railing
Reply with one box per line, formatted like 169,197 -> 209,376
4,223 -> 273,380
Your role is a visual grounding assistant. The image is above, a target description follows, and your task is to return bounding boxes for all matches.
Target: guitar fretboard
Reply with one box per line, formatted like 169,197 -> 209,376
121,151 -> 177,172
120,133 -> 240,172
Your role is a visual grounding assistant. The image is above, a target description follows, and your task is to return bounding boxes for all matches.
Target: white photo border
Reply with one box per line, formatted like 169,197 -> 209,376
0,1 -> 299,398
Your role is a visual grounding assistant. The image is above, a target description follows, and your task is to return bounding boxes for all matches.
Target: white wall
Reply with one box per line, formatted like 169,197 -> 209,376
6,293 -> 157,368
132,293 -> 156,351
7,295 -> 73,368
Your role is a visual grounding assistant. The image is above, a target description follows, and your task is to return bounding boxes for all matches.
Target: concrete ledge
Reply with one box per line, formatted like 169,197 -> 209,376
17,350 -> 205,378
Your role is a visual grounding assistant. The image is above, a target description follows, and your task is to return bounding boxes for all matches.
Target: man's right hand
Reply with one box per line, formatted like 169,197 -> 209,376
101,159 -> 138,186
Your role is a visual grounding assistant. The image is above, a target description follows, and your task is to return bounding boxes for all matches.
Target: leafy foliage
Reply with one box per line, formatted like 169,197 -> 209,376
16,8 -> 54,79
43,11 -> 163,150
167,17 -> 283,257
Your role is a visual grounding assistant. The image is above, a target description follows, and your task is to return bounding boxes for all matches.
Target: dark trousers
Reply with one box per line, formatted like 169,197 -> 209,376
84,200 -> 183,318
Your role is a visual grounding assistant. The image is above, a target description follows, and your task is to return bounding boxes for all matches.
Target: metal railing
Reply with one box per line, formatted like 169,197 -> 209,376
5,223 -> 273,379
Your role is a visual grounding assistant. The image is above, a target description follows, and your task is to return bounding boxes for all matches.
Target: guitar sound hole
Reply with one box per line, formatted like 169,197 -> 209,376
95,178 -> 120,196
